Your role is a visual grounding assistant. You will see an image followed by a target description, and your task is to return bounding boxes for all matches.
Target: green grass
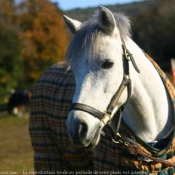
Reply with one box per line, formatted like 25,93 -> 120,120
0,115 -> 34,174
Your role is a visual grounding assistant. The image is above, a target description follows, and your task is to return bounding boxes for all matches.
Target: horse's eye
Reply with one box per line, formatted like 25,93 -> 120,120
102,60 -> 114,69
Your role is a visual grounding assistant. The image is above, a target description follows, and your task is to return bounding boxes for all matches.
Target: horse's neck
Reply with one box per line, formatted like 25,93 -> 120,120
123,38 -> 174,143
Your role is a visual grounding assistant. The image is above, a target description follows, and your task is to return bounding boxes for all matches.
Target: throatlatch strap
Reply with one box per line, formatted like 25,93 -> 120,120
121,38 -> 140,73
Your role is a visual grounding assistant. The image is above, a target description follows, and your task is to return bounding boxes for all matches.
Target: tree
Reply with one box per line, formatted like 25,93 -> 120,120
0,0 -> 23,103
17,0 -> 70,87
132,0 -> 175,71
0,0 -> 15,23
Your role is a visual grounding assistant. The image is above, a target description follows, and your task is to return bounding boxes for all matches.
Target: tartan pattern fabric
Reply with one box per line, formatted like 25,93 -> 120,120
30,55 -> 175,174
29,62 -> 94,173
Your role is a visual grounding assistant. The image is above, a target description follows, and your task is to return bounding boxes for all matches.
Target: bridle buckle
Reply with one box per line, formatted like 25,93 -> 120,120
101,111 -> 112,125
123,45 -> 131,61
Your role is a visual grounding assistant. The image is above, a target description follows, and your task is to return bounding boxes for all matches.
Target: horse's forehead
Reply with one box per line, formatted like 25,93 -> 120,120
87,34 -> 119,55
67,28 -> 123,69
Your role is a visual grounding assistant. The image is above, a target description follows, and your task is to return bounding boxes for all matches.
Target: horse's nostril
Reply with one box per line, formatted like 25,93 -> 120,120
78,124 -> 83,135
78,123 -> 88,137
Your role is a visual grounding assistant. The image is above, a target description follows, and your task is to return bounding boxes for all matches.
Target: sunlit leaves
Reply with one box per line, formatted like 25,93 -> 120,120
17,0 -> 70,85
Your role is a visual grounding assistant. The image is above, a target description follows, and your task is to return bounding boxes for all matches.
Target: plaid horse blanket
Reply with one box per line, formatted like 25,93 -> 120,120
30,56 -> 175,174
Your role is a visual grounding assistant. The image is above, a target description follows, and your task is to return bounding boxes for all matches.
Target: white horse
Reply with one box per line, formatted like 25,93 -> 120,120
63,6 -> 175,171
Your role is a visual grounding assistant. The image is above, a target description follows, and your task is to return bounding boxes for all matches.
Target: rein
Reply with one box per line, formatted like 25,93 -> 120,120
70,37 -> 175,168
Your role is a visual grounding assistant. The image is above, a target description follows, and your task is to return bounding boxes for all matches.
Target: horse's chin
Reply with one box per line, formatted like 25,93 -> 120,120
72,127 -> 101,148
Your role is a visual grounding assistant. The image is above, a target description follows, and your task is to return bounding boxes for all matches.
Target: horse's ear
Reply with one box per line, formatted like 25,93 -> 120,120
98,6 -> 116,35
63,15 -> 82,35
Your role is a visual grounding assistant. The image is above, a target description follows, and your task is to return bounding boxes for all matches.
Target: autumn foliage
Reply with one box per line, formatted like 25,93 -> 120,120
17,0 -> 69,85
0,0 -> 70,102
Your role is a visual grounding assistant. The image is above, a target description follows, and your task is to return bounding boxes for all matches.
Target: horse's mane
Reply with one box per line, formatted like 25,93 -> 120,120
65,11 -> 131,64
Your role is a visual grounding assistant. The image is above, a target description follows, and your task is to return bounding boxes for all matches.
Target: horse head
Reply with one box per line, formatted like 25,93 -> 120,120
63,6 -> 132,148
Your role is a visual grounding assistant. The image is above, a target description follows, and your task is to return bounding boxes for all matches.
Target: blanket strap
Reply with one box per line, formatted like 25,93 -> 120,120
112,136 -> 175,167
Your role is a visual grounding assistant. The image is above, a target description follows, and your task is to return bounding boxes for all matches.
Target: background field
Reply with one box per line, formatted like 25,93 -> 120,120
0,115 -> 34,174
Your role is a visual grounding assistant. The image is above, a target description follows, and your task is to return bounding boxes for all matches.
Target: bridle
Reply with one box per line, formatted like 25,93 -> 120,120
70,36 -> 140,132
69,36 -> 175,168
